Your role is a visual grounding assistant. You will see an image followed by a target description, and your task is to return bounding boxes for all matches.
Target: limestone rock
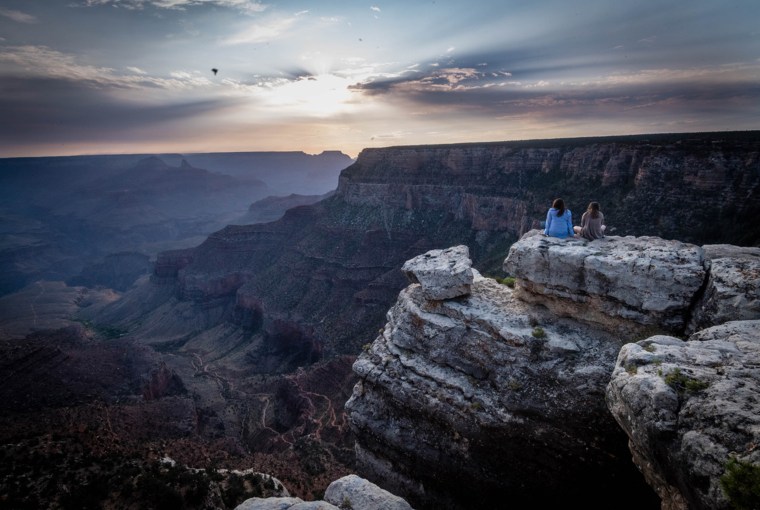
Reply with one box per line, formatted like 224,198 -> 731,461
687,244 -> 760,334
324,474 -> 414,510
346,271 -> 657,509
401,245 -> 473,300
233,475 -> 413,510
503,231 -> 707,333
606,320 -> 760,510
234,497 -> 315,510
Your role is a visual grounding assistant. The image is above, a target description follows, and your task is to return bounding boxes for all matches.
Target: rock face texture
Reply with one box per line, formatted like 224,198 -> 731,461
347,234 -> 760,509
401,245 -> 473,300
607,321 -> 760,510
686,244 -> 760,334
117,132 -> 760,361
14,133 -> 758,507
339,132 -> 760,246
346,247 -> 658,509
503,233 -> 708,333
234,474 -> 413,510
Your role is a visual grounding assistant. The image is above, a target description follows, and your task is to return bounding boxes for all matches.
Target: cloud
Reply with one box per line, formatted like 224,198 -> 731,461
0,45 -> 212,91
0,75 -> 240,148
344,49 -> 760,133
0,7 -> 38,23
80,0 -> 266,14
351,66 -> 513,96
126,66 -> 147,74
222,15 -> 298,44
370,6 -> 381,12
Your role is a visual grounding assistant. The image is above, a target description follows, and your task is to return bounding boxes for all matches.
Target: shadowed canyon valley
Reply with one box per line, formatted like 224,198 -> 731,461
1,131 -> 759,509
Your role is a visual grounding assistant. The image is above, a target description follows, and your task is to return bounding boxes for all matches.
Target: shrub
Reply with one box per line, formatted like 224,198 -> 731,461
531,327 -> 546,339
720,457 -> 760,510
498,276 -> 516,288
664,368 -> 709,394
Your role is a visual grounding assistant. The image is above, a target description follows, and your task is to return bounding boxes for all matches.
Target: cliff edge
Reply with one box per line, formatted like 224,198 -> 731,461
346,233 -> 760,509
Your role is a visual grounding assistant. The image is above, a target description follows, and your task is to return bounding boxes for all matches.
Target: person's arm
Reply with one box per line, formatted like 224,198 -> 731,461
567,211 -> 574,236
544,210 -> 553,235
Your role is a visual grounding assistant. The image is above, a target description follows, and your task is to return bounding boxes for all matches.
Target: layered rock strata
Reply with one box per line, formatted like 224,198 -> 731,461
607,320 -> 760,510
503,233 -> 707,334
346,246 -> 659,509
131,131 -> 760,359
347,235 -> 760,509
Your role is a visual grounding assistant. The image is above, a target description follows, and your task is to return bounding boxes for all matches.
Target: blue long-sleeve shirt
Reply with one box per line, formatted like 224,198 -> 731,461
544,208 -> 573,238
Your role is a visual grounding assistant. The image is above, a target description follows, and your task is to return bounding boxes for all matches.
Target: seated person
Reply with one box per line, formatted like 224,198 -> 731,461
573,201 -> 606,240
544,198 -> 574,239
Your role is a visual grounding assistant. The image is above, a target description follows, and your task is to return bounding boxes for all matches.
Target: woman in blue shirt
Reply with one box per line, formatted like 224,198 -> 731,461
544,198 -> 574,238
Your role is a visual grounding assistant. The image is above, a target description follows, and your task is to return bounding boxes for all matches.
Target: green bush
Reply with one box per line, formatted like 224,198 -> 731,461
663,368 -> 709,394
531,327 -> 546,339
498,276 -> 516,288
720,457 -> 760,510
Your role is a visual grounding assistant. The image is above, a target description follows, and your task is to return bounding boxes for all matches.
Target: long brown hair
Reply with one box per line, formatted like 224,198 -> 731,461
552,198 -> 566,217
587,201 -> 601,219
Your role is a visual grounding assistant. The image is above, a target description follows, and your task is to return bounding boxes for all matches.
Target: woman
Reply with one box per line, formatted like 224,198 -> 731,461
573,201 -> 606,240
544,198 -> 574,238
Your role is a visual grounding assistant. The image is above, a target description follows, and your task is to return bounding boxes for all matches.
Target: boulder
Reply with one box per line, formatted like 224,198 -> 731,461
606,320 -> 760,510
401,245 -> 473,301
234,474 -> 414,510
235,498 -> 326,510
324,474 -> 414,510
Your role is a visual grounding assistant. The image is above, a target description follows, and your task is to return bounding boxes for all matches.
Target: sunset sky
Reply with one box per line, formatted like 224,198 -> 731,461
1,0 -> 758,158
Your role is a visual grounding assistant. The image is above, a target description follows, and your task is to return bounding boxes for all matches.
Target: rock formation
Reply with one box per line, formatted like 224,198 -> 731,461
607,321 -> 760,510
346,234 -> 760,509
235,474 -> 413,510
4,132 -> 759,507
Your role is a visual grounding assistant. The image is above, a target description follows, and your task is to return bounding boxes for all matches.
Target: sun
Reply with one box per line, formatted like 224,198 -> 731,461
261,73 -> 356,118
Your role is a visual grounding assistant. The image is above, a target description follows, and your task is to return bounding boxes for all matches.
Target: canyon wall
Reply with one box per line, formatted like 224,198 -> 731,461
4,132 -> 760,508
141,132 -> 760,361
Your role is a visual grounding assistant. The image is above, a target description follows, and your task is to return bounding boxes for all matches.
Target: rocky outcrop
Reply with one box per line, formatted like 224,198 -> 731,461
504,232 -> 760,336
346,247 -> 659,509
347,234 -> 760,509
401,245 -> 473,300
503,233 -> 708,334
686,244 -> 760,334
607,321 -> 760,510
235,474 -> 413,510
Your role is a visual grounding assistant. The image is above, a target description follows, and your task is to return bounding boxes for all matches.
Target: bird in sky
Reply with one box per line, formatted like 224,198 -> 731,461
211,68 -> 218,76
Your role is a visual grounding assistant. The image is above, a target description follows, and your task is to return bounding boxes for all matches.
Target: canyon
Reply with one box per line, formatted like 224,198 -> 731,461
1,131 -> 759,508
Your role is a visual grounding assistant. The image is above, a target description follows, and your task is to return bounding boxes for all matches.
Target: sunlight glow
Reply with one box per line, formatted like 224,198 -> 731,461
258,74 -> 357,117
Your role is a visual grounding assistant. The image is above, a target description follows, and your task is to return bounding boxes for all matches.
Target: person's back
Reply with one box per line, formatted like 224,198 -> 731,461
575,201 -> 606,240
544,198 -> 573,239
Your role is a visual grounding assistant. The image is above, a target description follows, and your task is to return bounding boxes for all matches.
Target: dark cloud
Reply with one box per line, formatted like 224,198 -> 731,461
350,58 -> 760,127
0,76 -> 242,146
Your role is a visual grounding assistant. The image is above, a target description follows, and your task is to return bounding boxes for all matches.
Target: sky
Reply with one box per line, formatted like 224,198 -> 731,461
1,0 -> 759,158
